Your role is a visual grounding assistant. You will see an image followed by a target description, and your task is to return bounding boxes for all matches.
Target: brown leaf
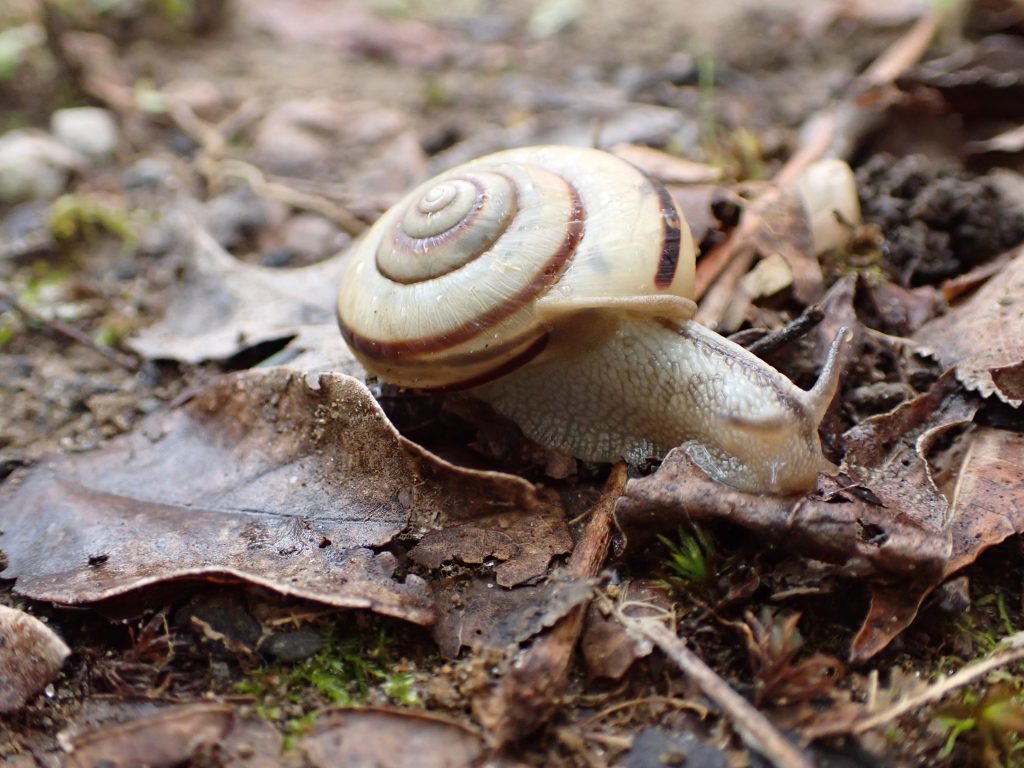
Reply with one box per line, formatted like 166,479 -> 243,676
915,245 -> 1024,405
844,387 -> 1024,661
0,369 -> 553,623
409,512 -> 572,588
947,427 -> 1024,572
616,448 -> 948,582
62,703 -> 282,768
300,708 -> 488,768
129,225 -> 357,372
850,582 -> 931,663
747,187 -> 824,306
841,372 -> 977,538
581,581 -> 669,680
430,576 -> 594,659
0,604 -> 70,713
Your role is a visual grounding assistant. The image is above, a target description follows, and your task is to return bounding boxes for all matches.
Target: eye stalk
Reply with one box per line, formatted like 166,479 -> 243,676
337,145 -> 858,494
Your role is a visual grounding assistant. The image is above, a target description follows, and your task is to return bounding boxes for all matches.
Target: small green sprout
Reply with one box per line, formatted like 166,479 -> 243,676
658,524 -> 716,592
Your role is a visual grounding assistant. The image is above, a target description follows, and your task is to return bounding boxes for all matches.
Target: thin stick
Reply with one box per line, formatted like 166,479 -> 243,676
745,304 -> 825,357
612,609 -> 813,768
852,632 -> 1024,734
0,288 -> 139,371
701,7 -> 948,301
167,102 -> 368,236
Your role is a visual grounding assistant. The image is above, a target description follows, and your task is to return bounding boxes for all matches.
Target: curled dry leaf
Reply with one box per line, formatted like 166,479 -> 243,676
616,448 -> 945,584
618,374 -> 981,660
851,427 -> 1024,660
0,604 -> 71,713
300,708 -> 489,768
915,245 -> 1024,405
0,369 -> 556,624
61,703 -> 281,768
129,223 -> 357,372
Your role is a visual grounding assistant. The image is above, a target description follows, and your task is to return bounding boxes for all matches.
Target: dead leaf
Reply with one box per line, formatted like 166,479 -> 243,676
129,222 -> 356,370
430,576 -> 594,659
842,378 -> 988,661
744,185 -> 826,308
915,245 -> 1024,405
0,604 -> 70,713
581,581 -> 669,680
947,427 -> 1024,572
0,369 -> 556,624
300,708 -> 489,768
409,512 -> 572,588
850,582 -> 931,663
616,448 -> 947,582
61,703 -> 282,768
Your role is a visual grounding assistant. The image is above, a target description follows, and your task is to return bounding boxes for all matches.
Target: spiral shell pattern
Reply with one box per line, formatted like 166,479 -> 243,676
337,145 -> 695,389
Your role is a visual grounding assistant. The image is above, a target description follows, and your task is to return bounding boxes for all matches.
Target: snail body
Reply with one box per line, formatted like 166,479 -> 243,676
337,145 -> 848,494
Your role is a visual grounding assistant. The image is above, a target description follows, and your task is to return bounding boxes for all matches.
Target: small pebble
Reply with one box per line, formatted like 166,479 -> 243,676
0,129 -> 84,203
50,107 -> 119,160
260,629 -> 323,662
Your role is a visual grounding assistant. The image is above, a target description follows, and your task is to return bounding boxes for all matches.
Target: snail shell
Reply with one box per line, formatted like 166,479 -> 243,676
337,145 -> 850,494
337,145 -> 696,390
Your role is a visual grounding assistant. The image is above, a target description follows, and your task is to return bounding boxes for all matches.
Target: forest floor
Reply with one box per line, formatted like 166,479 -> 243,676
2,1 -> 1024,767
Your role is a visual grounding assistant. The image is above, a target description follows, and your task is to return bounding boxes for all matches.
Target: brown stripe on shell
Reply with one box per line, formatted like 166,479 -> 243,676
636,172 -> 682,289
338,182 -> 586,362
419,332 -> 550,392
376,174 -> 519,285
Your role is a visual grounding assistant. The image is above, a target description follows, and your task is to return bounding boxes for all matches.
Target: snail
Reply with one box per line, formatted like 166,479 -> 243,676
336,145 -> 854,494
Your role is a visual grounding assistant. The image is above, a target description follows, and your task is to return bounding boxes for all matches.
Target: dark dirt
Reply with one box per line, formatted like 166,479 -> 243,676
2,1 -> 1024,767
857,153 -> 1024,285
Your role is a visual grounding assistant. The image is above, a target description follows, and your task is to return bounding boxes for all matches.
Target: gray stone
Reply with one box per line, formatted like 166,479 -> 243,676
260,629 -> 323,662
122,157 -> 176,190
50,107 -> 119,160
0,129 -> 85,203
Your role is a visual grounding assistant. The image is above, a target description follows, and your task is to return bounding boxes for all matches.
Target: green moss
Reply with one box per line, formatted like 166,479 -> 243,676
48,195 -> 136,245
236,620 -> 423,750
0,312 -> 16,350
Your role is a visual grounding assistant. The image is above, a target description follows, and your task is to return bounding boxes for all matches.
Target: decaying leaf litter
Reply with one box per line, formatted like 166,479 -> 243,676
3,1 -> 1024,766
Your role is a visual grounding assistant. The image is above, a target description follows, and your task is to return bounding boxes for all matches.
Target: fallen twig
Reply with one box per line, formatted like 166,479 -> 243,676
852,631 -> 1024,735
473,463 -> 628,746
612,606 -> 813,768
167,101 -> 368,236
0,288 -> 139,371
745,304 -> 825,357
696,7 -> 948,304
